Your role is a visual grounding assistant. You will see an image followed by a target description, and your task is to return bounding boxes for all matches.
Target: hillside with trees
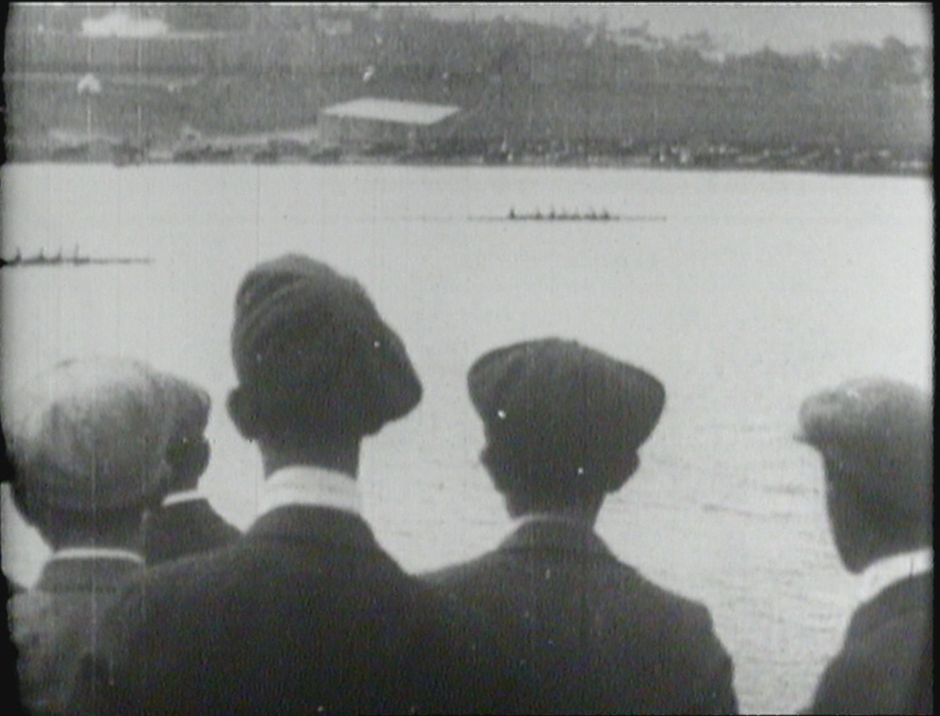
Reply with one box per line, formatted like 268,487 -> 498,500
3,4 -> 932,173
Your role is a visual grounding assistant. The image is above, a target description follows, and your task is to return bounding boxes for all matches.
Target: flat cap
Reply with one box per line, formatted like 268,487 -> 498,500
231,254 -> 422,437
7,358 -> 211,513
469,339 -> 665,482
797,377 -> 932,518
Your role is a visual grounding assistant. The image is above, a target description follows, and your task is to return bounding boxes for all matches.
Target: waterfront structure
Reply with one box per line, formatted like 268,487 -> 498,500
318,98 -> 460,153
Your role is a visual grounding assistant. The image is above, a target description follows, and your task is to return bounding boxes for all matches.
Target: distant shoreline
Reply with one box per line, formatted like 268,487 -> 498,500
6,124 -> 929,178
3,155 -> 929,179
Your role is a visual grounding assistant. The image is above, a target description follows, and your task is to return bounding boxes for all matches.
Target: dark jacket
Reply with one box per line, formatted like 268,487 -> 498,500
68,506 -> 519,716
422,519 -> 739,715
142,497 -> 240,565
11,557 -> 143,715
807,571 -> 932,715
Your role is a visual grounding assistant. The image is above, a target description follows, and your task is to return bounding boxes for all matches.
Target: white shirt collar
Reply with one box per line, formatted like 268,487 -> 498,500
512,512 -> 562,529
258,465 -> 361,519
50,547 -> 145,565
162,489 -> 204,507
510,512 -> 591,533
858,547 -> 933,604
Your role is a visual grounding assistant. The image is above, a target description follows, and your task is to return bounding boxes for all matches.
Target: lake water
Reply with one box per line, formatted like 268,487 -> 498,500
1,164 -> 933,713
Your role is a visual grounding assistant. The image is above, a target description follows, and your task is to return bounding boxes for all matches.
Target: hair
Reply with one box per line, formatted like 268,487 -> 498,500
481,439 -> 635,512
227,385 -> 363,450
163,434 -> 210,493
823,450 -> 932,551
15,498 -> 152,550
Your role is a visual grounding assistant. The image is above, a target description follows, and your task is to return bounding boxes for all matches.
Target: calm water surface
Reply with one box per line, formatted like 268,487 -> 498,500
1,165 -> 933,713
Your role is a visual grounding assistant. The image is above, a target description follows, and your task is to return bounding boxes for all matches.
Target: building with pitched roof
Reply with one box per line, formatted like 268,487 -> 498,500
318,98 -> 461,153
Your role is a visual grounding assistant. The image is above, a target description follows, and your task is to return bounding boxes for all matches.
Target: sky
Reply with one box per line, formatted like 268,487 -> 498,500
422,3 -> 932,54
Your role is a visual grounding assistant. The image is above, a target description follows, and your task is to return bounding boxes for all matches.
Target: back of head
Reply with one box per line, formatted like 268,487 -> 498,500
159,376 -> 212,493
797,377 -> 933,557
468,338 -> 666,507
5,358 -> 207,540
228,254 -> 422,447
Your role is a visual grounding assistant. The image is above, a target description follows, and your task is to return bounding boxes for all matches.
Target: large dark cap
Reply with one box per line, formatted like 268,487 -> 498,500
468,339 -> 666,480
797,377 -> 932,519
6,358 -> 210,513
231,254 -> 422,436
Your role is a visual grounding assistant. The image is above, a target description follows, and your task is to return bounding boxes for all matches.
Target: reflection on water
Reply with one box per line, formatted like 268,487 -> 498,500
1,165 -> 932,713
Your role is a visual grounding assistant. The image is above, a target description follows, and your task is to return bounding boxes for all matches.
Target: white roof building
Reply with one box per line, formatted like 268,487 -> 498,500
321,98 -> 460,126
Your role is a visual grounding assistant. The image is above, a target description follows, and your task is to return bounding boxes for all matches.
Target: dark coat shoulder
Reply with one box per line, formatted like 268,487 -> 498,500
70,507 -> 519,715
12,558 -> 142,715
422,521 -> 738,715
807,572 -> 932,715
142,498 -> 241,565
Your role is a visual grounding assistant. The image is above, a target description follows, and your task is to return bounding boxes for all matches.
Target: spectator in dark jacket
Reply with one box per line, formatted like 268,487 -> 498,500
6,357 -> 212,715
68,255 -> 520,716
423,338 -> 739,715
797,377 -> 932,715
142,383 -> 240,565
